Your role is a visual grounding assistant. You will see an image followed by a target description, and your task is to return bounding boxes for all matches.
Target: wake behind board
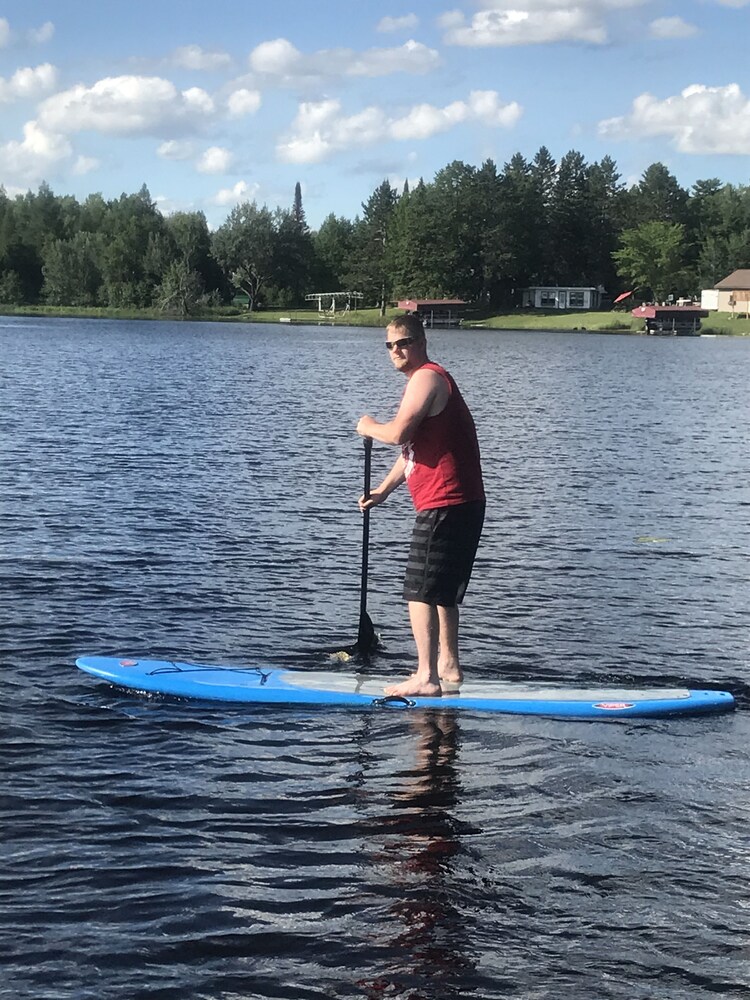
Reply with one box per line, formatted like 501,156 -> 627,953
75,656 -> 735,720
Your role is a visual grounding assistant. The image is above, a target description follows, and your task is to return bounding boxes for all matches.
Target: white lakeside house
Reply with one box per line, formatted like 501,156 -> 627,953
521,286 -> 603,310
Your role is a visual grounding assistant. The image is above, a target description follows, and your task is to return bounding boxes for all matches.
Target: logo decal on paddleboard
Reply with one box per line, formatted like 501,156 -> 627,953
119,659 -> 139,667
593,701 -> 635,711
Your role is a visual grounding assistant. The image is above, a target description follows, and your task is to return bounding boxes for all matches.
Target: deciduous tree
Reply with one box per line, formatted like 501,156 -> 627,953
211,201 -> 277,310
42,232 -> 103,305
613,221 -> 689,301
157,259 -> 203,317
313,213 -> 355,290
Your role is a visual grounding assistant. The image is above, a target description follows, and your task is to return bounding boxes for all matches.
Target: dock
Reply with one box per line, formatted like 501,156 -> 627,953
632,305 -> 709,336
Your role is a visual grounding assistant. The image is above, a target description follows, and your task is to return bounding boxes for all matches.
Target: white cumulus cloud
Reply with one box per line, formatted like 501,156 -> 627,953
349,39 -> 438,75
440,1 -> 650,46
37,76 -> 215,136
197,145 -> 234,173
249,37 -> 439,81
0,119 -> 72,183
649,17 -> 699,39
210,180 -> 260,206
182,86 -> 215,115
157,139 -> 195,160
73,154 -> 99,175
475,0 -> 649,8
172,45 -> 232,71
227,87 -> 261,117
599,82 -> 750,154
0,63 -> 57,102
277,90 -> 522,163
377,14 -> 419,32
467,89 -> 524,126
441,7 -> 606,46
154,194 -> 189,217
28,21 -> 55,44
0,18 -> 55,47
250,38 -> 299,75
389,102 -> 466,141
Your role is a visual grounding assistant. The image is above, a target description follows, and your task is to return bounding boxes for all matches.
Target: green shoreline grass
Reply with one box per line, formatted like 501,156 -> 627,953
1,302 -> 748,336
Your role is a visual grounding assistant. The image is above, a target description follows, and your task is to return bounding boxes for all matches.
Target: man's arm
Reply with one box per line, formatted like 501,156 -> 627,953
359,454 -> 406,511
357,368 -> 446,446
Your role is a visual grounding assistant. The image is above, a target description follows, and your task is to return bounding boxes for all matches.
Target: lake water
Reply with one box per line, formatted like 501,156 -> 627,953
2,316 -> 749,999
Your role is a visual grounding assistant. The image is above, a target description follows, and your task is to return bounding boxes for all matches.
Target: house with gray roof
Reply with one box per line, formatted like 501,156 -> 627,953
706,269 -> 750,314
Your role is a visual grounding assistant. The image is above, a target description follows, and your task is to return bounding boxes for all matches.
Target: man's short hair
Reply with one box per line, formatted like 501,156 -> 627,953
388,313 -> 426,340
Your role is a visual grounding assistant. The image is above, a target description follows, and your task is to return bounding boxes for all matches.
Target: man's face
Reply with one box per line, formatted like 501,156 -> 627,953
385,326 -> 425,375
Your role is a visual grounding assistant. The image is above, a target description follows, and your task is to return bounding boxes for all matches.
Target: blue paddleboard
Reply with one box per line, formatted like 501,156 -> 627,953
75,656 -> 735,719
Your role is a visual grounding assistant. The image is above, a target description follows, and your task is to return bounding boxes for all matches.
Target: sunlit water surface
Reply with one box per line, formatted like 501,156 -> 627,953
2,317 -> 749,999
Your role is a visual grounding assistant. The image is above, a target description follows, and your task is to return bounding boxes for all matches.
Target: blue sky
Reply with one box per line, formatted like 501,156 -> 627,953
1,1 -> 749,228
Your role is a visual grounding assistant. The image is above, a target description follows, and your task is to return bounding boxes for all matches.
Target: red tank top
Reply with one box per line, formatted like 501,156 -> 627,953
402,362 -> 485,512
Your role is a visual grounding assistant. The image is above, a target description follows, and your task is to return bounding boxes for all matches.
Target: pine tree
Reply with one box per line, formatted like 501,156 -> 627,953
352,180 -> 398,313
293,181 -> 307,230
552,150 -> 591,285
530,147 -> 557,283
627,163 -> 688,226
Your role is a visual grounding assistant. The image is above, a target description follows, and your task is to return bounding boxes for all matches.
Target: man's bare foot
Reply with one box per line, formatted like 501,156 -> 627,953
385,677 -> 442,698
438,669 -> 463,685
440,678 -> 462,693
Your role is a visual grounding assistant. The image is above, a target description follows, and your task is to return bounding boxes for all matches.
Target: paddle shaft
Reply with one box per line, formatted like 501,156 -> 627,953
359,437 -> 372,621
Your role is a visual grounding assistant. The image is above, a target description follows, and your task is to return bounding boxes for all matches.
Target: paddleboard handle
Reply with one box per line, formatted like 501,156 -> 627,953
372,695 -> 416,709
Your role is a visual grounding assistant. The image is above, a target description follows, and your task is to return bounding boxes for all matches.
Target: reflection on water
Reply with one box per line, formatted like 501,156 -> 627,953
358,713 -> 473,1000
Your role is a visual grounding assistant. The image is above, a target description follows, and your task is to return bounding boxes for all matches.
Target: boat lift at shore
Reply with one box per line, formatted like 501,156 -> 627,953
305,291 -> 364,317
631,304 -> 709,336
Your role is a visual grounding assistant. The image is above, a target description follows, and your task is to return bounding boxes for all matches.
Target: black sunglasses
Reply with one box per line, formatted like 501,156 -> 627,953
385,336 -> 417,351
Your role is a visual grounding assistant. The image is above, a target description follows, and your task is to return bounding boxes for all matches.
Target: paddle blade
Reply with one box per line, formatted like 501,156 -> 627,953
327,613 -> 378,663
356,610 -> 378,658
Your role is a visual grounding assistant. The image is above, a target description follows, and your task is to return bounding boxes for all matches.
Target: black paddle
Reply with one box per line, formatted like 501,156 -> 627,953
355,436 -> 378,657
327,437 -> 378,661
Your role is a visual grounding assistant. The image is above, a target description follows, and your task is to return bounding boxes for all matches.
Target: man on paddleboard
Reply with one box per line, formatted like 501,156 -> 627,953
356,314 -> 484,698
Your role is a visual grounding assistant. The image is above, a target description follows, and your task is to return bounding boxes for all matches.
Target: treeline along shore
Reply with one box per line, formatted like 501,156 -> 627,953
2,148 -> 750,333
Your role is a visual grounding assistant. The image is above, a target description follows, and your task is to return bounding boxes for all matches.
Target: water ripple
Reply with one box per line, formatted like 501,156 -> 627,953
2,320 -> 750,999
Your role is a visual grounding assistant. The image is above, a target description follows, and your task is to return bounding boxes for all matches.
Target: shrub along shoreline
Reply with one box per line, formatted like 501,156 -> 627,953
0,303 -> 748,336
